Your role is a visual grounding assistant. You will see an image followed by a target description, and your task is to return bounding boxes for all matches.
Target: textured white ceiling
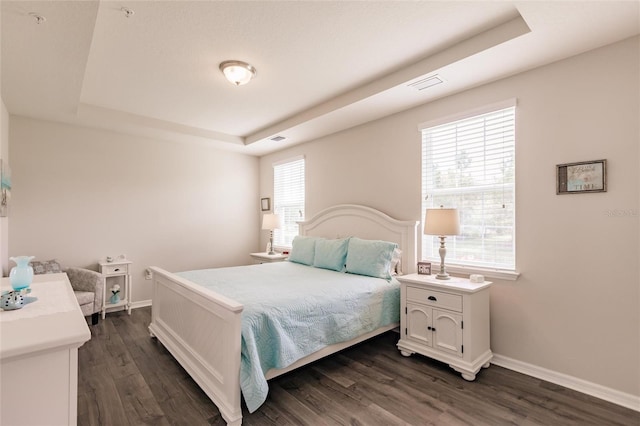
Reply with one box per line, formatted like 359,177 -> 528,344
2,1 -> 639,156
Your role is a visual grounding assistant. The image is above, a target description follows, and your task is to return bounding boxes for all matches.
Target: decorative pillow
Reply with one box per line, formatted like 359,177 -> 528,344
288,236 -> 320,266
390,247 -> 403,276
30,259 -> 64,275
313,237 -> 350,272
345,238 -> 398,280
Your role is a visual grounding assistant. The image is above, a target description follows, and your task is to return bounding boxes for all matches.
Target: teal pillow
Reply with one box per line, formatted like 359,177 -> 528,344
313,238 -> 350,272
345,237 -> 398,280
288,236 -> 320,266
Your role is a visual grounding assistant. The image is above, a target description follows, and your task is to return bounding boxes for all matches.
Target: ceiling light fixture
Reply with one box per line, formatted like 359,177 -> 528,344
28,12 -> 46,24
219,61 -> 256,86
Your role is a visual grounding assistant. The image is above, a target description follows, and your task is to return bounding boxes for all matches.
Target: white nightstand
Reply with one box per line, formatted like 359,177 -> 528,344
396,273 -> 492,381
250,252 -> 288,264
98,259 -> 133,318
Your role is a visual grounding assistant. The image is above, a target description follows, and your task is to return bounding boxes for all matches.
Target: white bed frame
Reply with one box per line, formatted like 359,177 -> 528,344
148,204 -> 418,425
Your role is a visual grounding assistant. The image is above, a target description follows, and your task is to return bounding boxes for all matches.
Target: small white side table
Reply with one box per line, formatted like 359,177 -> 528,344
250,252 -> 288,264
396,273 -> 492,381
99,259 -> 133,318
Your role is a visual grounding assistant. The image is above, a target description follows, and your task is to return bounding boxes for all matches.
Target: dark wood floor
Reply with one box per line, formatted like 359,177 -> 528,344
78,308 -> 639,426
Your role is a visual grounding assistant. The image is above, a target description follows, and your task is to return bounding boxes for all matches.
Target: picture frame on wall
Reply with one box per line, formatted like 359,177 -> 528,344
556,159 -> 606,194
260,197 -> 270,211
417,261 -> 431,275
0,160 -> 11,217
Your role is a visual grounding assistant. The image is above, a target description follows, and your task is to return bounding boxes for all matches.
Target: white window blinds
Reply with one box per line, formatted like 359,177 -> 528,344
421,104 -> 516,270
273,157 -> 305,247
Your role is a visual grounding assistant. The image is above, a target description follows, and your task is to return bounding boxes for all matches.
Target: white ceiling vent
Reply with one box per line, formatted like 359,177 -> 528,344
270,135 -> 286,142
407,75 -> 444,91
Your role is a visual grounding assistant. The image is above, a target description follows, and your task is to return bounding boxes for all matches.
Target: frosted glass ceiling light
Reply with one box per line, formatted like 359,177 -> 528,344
219,60 -> 256,86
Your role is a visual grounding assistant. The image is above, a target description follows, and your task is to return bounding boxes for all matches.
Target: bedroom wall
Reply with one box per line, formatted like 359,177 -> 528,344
259,36 -> 640,401
8,118 -> 259,303
0,99 -> 8,276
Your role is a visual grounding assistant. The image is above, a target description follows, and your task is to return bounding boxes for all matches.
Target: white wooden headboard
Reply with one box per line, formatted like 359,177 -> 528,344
298,204 -> 419,274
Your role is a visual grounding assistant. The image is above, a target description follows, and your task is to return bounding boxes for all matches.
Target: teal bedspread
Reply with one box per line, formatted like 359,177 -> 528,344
177,261 -> 400,413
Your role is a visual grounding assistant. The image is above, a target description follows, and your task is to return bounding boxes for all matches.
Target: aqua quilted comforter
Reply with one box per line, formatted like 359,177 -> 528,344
177,261 -> 400,412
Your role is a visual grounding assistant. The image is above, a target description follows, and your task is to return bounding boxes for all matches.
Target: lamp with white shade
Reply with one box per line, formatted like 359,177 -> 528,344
262,213 -> 282,255
424,207 -> 460,280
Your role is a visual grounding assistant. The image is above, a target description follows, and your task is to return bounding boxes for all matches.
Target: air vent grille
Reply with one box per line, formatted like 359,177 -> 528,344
270,135 -> 286,142
408,75 -> 444,91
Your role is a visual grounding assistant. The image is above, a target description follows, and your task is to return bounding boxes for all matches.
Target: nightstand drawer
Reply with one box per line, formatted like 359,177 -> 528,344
406,286 -> 462,312
102,264 -> 129,275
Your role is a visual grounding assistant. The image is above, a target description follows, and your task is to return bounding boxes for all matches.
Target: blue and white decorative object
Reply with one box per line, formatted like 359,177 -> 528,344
1,288 -> 33,310
110,284 -> 121,304
9,255 -> 35,291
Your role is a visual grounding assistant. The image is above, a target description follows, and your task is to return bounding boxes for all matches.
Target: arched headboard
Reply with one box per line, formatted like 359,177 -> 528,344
298,204 -> 419,274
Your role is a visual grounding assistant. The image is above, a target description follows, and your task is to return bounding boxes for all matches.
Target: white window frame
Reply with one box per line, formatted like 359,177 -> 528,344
420,99 -> 519,280
272,156 -> 305,248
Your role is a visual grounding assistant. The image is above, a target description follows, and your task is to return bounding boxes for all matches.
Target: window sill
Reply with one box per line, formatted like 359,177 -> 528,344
427,261 -> 520,281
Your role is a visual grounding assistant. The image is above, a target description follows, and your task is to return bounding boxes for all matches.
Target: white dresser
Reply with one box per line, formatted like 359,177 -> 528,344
396,273 -> 492,381
0,273 -> 91,426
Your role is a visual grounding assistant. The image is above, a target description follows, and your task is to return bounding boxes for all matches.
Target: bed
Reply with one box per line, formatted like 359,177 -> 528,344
148,204 -> 418,425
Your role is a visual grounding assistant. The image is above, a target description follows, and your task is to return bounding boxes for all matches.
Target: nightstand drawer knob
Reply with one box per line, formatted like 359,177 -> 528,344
114,268 -> 120,272
428,296 -> 437,301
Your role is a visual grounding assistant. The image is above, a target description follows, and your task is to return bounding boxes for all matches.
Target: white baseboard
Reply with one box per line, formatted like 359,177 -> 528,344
492,354 -> 640,412
117,303 -> 640,412
130,299 -> 152,309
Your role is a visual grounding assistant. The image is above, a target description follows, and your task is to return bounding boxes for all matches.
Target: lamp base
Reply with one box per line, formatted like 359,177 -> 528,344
436,236 -> 450,280
268,232 -> 275,255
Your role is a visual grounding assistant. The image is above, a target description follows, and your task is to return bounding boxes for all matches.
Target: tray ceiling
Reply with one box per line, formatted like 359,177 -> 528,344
2,1 -> 638,155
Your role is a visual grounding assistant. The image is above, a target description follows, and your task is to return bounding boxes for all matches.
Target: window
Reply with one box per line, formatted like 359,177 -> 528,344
421,102 -> 516,271
273,156 -> 305,247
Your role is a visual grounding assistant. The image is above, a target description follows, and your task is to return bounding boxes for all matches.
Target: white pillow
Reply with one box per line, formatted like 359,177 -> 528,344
390,248 -> 403,275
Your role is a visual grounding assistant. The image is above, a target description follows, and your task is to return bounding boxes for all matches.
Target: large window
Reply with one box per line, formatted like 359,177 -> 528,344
421,102 -> 516,271
273,156 -> 305,247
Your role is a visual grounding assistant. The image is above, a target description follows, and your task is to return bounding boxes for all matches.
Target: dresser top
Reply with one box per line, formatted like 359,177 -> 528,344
397,273 -> 492,293
1,273 -> 91,360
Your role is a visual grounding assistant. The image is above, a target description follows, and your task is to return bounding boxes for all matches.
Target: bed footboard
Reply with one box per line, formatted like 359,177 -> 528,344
148,267 -> 244,425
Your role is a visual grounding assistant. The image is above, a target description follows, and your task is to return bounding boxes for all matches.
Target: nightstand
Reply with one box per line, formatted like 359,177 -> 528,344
396,273 -> 492,381
98,259 -> 132,318
250,252 -> 288,264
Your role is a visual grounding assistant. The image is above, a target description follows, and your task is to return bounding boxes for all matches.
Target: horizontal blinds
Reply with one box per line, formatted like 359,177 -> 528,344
422,106 -> 516,270
273,158 -> 305,247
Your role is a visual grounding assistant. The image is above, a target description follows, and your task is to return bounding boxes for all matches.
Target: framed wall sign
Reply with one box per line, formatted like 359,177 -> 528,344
0,160 -> 11,217
417,261 -> 431,275
260,197 -> 270,211
556,159 -> 606,194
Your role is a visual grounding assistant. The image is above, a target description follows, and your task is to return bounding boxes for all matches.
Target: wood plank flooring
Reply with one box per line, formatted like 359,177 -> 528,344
78,308 -> 639,425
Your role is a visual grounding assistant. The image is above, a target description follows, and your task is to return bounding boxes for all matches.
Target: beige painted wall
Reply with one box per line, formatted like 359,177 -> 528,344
9,118 -> 259,302
260,37 -> 640,397
0,100 -> 8,276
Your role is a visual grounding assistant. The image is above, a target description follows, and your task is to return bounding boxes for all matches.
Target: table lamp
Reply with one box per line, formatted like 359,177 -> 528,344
424,207 -> 460,280
262,213 -> 282,255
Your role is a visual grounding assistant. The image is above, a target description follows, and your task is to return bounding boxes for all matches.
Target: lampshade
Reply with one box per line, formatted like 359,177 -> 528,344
424,208 -> 460,236
219,60 -> 256,86
262,213 -> 282,230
